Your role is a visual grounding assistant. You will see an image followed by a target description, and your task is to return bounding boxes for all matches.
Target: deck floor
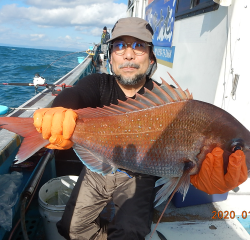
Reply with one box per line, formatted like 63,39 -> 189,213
96,58 -> 109,74
148,178 -> 250,240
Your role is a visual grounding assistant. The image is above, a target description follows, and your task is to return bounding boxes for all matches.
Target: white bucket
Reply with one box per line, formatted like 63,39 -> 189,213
99,53 -> 104,62
38,176 -> 78,240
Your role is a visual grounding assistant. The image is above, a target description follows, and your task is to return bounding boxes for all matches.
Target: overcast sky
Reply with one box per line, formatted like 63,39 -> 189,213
0,0 -> 128,51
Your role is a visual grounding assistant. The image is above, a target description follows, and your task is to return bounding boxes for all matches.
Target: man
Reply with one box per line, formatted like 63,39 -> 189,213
33,17 -> 247,240
101,26 -> 110,60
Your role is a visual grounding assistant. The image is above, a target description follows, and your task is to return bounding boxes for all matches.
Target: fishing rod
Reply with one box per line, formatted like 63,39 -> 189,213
1,73 -> 73,96
1,82 -> 72,88
1,79 -> 72,97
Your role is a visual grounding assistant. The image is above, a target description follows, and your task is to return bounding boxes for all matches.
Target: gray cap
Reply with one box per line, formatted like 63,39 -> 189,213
107,17 -> 154,43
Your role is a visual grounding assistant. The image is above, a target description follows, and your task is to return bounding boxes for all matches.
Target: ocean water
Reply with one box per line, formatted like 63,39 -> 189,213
0,46 -> 87,109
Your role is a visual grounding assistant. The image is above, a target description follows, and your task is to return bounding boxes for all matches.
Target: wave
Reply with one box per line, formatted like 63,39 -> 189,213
20,65 -> 50,71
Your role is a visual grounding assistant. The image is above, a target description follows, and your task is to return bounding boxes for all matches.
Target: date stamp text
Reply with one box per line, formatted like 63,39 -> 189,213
212,211 -> 250,219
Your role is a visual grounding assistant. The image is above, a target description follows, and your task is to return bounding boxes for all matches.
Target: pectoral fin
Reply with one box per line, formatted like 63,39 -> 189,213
73,144 -> 115,175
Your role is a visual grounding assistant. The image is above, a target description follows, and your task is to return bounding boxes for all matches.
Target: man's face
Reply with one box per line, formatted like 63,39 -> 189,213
103,29 -> 107,33
110,36 -> 154,86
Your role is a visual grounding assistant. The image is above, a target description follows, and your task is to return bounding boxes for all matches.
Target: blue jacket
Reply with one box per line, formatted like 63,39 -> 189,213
101,32 -> 110,44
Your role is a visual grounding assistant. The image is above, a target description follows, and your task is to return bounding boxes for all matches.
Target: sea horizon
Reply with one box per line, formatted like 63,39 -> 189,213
0,43 -> 86,53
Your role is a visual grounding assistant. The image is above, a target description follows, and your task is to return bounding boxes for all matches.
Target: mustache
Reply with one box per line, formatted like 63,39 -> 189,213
118,62 -> 140,69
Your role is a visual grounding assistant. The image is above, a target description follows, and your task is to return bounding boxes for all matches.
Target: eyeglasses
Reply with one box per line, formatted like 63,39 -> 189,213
111,40 -> 151,56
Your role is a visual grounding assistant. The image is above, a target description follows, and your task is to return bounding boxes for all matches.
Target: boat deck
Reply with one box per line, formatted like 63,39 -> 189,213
96,59 -> 110,74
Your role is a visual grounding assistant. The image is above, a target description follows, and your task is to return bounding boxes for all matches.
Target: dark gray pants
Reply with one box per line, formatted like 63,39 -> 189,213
57,167 -> 156,240
101,44 -> 108,58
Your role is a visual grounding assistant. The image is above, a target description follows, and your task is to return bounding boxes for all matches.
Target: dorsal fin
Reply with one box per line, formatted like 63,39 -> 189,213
151,82 -> 173,103
160,77 -> 181,101
75,107 -> 122,118
117,100 -> 141,111
167,72 -> 193,100
125,98 -> 148,109
75,73 -> 193,119
134,93 -> 158,107
108,103 -> 134,113
143,87 -> 165,105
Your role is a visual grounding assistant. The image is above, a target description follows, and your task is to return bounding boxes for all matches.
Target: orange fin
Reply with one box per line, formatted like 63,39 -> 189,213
0,117 -> 49,163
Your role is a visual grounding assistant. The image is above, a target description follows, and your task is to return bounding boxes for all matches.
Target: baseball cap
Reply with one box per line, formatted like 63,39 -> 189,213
107,17 -> 154,43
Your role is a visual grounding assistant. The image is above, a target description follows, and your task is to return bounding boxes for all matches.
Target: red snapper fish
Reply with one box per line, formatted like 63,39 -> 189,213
0,74 -> 250,209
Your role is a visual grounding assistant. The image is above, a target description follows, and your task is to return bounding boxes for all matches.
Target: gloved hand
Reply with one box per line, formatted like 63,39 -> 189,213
33,107 -> 78,150
190,147 -> 248,194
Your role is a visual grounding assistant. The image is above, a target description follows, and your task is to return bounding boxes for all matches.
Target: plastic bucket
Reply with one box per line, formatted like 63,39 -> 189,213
0,105 -> 9,115
99,53 -> 104,62
77,56 -> 85,63
38,176 -> 78,240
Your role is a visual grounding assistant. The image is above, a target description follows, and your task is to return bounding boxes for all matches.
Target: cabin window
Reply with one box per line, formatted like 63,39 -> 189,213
175,0 -> 219,21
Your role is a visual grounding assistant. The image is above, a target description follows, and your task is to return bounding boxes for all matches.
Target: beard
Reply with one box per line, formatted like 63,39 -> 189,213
114,73 -> 146,86
112,62 -> 151,86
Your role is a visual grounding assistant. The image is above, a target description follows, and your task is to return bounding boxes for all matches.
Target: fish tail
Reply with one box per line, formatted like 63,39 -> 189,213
150,161 -> 195,239
0,117 -> 49,163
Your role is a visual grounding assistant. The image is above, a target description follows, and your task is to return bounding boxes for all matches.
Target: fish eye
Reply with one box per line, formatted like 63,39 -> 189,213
231,138 -> 244,152
232,145 -> 243,152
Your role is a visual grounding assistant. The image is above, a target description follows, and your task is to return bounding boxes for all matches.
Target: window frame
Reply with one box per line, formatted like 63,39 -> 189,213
175,0 -> 219,21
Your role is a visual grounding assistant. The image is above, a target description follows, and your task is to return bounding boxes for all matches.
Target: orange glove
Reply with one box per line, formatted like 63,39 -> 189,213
33,107 -> 78,150
190,147 -> 248,194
